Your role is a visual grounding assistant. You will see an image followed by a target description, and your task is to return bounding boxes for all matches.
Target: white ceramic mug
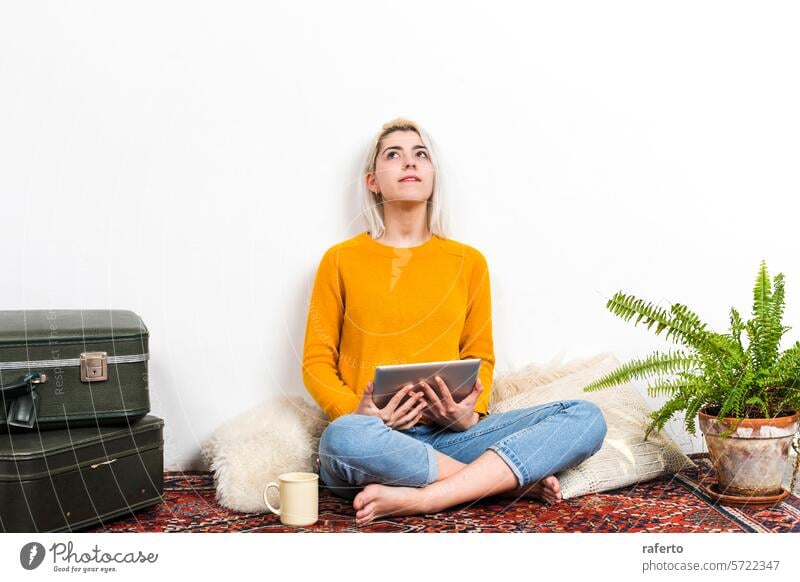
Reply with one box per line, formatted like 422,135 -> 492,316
263,472 -> 319,527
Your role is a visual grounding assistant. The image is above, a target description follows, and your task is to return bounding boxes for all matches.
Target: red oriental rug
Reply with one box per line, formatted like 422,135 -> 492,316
86,453 -> 800,533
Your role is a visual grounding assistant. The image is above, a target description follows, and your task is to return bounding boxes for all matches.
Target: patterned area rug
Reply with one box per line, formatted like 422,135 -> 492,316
86,453 -> 800,533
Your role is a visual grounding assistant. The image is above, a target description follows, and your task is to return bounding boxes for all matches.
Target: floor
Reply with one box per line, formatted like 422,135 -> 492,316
86,453 -> 800,533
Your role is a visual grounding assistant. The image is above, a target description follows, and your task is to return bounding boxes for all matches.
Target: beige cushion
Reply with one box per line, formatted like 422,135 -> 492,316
490,352 -> 696,499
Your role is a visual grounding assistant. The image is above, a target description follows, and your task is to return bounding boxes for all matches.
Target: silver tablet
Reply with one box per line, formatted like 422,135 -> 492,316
371,358 -> 482,409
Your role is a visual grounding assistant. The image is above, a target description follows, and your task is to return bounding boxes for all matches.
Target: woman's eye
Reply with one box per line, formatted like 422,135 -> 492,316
386,150 -> 428,159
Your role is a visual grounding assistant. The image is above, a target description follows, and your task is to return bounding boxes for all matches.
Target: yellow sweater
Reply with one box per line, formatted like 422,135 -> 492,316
301,230 -> 495,423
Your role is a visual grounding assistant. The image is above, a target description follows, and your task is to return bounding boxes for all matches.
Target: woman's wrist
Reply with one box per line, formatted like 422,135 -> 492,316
455,411 -> 480,431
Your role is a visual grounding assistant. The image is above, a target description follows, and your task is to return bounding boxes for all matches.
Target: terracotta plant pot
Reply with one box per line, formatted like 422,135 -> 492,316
698,406 -> 799,496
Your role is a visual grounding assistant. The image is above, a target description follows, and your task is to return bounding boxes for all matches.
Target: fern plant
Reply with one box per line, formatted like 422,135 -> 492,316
583,260 -> 800,441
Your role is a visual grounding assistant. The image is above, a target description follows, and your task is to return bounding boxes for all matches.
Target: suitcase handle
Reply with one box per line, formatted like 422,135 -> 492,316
1,372 -> 44,428
0,372 -> 44,398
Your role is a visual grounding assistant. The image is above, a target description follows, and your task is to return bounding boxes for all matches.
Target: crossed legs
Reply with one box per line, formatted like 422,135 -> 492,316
320,400 -> 607,527
353,449 -> 561,527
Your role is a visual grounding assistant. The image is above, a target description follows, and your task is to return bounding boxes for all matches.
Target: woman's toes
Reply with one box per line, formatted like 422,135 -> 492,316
353,484 -> 379,512
356,510 -> 375,526
356,502 -> 376,520
540,476 -> 561,499
542,475 -> 559,490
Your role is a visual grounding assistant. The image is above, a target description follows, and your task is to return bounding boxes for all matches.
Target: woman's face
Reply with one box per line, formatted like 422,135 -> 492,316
367,130 -> 434,205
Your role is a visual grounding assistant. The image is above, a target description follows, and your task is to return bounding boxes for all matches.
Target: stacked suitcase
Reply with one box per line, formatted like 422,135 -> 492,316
0,310 -> 164,532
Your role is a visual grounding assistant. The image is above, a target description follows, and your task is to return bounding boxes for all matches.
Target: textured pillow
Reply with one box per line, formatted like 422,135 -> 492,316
490,352 -> 696,499
201,396 -> 327,513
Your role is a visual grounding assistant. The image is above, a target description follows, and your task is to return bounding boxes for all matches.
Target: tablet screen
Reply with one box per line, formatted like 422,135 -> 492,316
371,359 -> 481,410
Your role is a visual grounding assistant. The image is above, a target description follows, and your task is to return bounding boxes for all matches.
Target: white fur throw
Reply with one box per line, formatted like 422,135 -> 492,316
201,396 -> 327,513
204,352 -> 695,512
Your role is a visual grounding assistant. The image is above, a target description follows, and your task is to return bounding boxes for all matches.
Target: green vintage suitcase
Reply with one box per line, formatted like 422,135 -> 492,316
0,415 -> 164,532
0,310 -> 150,430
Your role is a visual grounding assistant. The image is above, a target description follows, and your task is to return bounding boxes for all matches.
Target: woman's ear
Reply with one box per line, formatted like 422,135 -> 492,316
365,172 -> 377,194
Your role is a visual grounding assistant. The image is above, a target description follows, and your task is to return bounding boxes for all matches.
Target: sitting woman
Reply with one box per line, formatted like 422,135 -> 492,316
301,117 -> 607,527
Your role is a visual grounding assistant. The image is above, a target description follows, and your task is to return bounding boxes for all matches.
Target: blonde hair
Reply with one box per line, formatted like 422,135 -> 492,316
359,117 -> 450,240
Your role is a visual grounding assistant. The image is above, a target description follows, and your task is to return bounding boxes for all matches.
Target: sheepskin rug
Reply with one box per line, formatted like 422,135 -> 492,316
201,396 -> 327,513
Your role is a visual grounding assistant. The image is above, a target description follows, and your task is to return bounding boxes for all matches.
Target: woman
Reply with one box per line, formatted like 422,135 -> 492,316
301,118 -> 607,527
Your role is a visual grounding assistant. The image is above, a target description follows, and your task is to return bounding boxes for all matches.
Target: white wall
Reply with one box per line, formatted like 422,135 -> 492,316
1,1 -> 798,469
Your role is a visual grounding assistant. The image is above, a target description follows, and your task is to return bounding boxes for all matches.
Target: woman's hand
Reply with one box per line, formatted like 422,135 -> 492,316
417,376 -> 484,432
354,381 -> 428,431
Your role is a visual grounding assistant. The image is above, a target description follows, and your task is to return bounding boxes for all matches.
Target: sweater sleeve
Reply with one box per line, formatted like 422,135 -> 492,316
301,247 -> 361,420
459,250 -> 495,416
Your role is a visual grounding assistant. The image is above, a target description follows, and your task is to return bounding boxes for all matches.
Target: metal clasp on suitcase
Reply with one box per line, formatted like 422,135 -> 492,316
80,352 -> 108,382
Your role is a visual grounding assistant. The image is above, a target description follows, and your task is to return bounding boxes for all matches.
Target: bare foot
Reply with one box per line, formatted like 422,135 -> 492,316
500,475 -> 562,505
352,483 -> 425,527
534,475 -> 562,504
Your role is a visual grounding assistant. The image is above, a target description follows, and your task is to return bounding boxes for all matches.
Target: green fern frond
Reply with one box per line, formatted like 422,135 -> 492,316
706,332 -> 747,371
683,394 -> 708,435
669,303 -> 709,337
744,320 -> 764,378
605,292 -> 671,330
744,395 -> 769,418
753,259 -> 772,330
670,302 -> 742,365
773,341 -> 800,383
644,395 -> 689,439
605,292 -> 720,356
749,260 -> 778,370
646,377 -> 692,398
765,272 -> 787,367
729,307 -> 745,347
582,350 -> 698,393
773,385 -> 800,415
765,341 -> 800,403
717,376 -> 750,419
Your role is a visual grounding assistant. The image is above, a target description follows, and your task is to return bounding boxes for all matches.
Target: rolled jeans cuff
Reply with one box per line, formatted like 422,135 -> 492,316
422,441 -> 439,486
487,444 -> 527,488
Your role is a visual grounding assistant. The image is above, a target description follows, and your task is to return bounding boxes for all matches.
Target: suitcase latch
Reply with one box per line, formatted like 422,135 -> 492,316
80,352 -> 108,382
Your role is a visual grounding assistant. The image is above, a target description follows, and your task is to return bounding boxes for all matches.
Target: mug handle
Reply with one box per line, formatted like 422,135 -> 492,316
263,482 -> 280,516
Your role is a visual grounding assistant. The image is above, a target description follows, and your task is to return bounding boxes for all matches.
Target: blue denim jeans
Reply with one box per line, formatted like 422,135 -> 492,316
318,399 -> 608,501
